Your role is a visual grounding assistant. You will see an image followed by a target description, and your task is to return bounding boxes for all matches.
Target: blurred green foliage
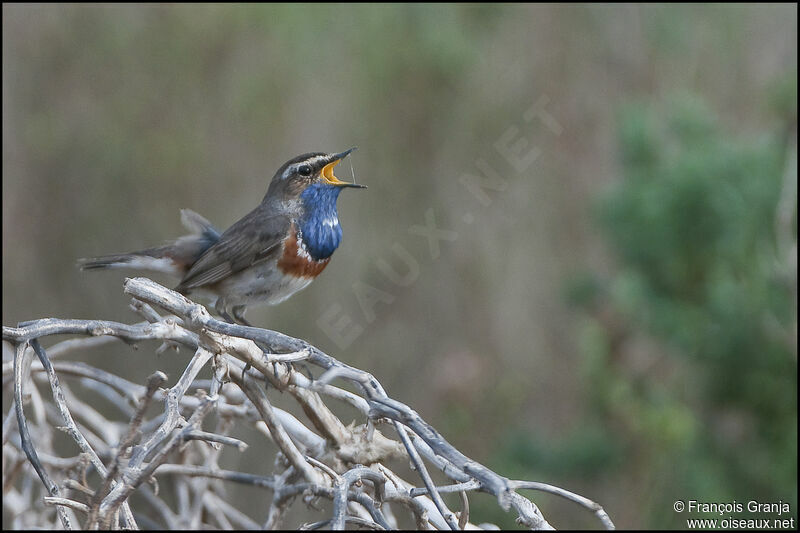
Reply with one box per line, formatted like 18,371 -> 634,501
604,96 -> 795,523
564,95 -> 795,527
485,92 -> 797,527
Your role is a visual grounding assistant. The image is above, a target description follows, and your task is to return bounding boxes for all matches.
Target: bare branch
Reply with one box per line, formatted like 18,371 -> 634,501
13,342 -> 74,530
3,277 -> 615,530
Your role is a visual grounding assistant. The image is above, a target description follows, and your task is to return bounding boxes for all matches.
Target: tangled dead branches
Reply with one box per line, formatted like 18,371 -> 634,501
2,277 -> 614,530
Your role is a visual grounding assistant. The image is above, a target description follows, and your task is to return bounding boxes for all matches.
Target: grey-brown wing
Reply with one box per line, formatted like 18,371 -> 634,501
175,207 -> 290,292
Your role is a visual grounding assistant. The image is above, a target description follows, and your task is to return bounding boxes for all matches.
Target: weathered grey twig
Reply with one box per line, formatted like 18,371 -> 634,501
13,342 -> 74,530
331,466 -> 387,530
511,480 -> 615,530
230,368 -> 324,485
204,491 -> 261,529
98,393 -> 216,528
14,343 -> 72,529
394,421 -> 460,530
139,484 -> 180,529
44,496 -> 91,515
458,488 -> 470,530
3,277 -> 615,530
95,362 -> 215,527
410,480 -> 481,497
154,464 -> 276,488
182,429 -> 248,450
301,515 -> 386,530
86,371 -> 166,528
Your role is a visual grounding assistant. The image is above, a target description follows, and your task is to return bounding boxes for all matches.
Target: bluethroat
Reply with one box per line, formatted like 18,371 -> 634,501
80,149 -> 365,325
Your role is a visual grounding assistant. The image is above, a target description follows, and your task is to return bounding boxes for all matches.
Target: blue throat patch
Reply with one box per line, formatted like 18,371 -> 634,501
299,184 -> 344,261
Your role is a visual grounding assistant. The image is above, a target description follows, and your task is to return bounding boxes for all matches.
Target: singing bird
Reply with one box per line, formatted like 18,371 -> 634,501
80,149 -> 365,325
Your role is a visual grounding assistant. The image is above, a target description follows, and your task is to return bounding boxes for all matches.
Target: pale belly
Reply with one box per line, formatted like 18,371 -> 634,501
196,265 -> 314,308
184,224 -> 333,310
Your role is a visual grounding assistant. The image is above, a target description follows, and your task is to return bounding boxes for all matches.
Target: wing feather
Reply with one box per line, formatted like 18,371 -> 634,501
175,206 -> 289,292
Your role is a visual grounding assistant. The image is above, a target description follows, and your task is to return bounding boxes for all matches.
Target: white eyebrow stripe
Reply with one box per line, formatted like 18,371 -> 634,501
282,156 -> 329,179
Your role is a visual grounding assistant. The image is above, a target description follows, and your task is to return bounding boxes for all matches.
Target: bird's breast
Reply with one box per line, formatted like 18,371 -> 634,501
277,225 -> 332,278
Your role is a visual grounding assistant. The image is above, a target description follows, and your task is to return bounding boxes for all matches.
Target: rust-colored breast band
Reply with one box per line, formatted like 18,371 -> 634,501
277,226 -> 331,278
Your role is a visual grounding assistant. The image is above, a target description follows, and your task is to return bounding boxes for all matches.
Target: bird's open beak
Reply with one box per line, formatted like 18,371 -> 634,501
321,148 -> 366,188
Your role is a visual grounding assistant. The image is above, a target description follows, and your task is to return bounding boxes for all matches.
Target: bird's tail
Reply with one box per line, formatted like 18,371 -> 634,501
78,248 -> 183,274
78,209 -> 220,277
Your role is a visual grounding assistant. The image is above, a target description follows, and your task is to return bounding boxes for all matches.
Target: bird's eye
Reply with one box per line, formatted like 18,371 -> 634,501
298,165 -> 312,177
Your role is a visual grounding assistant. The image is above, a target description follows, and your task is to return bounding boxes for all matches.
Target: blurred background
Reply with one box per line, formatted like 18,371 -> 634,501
3,4 -> 796,529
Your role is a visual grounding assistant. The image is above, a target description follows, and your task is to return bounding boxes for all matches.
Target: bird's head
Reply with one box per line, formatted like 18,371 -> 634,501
265,149 -> 366,203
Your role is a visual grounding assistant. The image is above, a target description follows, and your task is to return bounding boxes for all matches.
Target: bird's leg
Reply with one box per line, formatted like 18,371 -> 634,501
231,305 -> 252,327
297,363 -> 314,382
241,363 -> 252,383
231,305 -> 275,384
221,303 -> 278,388
215,298 -> 236,324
